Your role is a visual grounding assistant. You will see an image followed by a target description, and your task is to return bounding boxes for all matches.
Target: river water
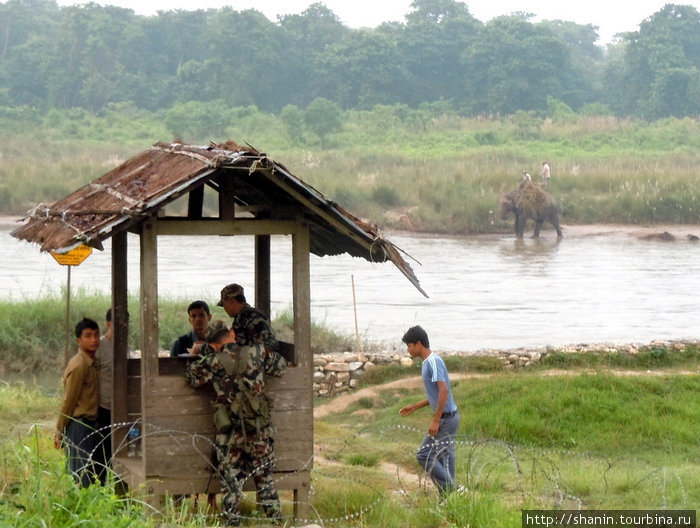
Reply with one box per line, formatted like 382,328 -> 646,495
3,224 -> 700,352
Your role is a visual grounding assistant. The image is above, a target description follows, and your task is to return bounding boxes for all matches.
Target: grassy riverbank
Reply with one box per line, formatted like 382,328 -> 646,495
1,363 -> 697,527
2,292 -> 699,377
1,113 -> 699,234
318,372 -> 699,517
0,293 -> 363,376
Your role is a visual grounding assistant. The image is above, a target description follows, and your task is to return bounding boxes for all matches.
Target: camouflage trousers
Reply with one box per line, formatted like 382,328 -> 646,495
215,424 -> 281,526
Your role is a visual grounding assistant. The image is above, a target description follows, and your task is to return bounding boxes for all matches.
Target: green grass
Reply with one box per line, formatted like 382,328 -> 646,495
2,110 -> 699,235
538,344 -> 699,371
317,371 -> 699,523
0,294 -> 363,375
0,383 -> 154,527
1,367 -> 697,526
357,355 -> 506,388
356,346 -> 698,388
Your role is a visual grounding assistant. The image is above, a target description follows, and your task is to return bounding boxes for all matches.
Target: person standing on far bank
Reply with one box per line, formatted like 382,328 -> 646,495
399,325 -> 460,497
541,161 -> 551,189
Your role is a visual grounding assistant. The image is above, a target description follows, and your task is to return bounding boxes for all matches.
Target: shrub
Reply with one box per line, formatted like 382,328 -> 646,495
372,185 -> 401,207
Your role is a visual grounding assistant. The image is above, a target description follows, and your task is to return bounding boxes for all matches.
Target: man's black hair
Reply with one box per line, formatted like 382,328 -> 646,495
402,325 -> 430,348
75,317 -> 99,338
187,300 -> 211,314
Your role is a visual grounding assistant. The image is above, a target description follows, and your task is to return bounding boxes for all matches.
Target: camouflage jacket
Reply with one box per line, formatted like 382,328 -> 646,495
184,342 -> 287,408
233,304 -> 280,352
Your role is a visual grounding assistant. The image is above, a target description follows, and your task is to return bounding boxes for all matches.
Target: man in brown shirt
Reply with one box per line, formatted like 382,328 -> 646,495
54,317 -> 101,487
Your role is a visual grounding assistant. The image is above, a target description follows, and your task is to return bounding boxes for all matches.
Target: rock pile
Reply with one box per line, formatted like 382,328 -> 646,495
313,351 -> 414,397
312,340 -> 697,397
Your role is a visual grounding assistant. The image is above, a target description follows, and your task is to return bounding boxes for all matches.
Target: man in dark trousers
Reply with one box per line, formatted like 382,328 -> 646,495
54,317 -> 102,487
399,325 -> 460,497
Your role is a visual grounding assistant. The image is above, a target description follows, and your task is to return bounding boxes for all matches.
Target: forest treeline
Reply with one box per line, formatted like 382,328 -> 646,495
0,0 -> 698,120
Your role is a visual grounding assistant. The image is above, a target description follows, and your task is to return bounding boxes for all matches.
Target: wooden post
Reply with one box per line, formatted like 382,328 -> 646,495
255,234 -> 271,318
187,186 -> 204,219
140,218 -> 159,378
140,218 -> 159,476
219,174 -> 236,221
64,266 -> 72,367
291,221 -> 312,519
292,223 -> 311,372
111,230 -> 129,454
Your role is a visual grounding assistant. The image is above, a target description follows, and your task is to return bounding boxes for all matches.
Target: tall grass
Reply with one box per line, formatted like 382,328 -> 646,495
1,110 -> 698,233
0,294 -> 363,375
1,367 -> 697,526
0,383 -> 153,527
318,372 -> 699,522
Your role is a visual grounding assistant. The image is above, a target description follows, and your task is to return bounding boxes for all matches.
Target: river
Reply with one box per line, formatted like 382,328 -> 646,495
3,222 -> 700,352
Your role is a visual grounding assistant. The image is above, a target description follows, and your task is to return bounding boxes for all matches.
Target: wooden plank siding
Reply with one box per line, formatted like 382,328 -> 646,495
115,358 -> 312,498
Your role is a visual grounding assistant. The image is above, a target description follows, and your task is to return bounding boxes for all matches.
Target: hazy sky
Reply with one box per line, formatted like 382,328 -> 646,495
55,0 -> 700,45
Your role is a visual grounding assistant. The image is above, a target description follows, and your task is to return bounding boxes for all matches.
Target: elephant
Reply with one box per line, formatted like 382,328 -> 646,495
498,183 -> 563,239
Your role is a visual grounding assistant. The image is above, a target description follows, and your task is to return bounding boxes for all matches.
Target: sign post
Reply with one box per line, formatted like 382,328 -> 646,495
50,245 -> 93,366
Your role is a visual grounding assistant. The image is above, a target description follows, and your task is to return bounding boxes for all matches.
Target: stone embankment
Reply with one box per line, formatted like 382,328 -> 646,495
312,340 -> 697,397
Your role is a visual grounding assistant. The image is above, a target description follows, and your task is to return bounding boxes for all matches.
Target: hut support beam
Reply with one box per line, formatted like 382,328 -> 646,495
140,218 -> 160,377
140,218 -> 159,479
255,234 -> 271,318
187,186 -> 204,219
155,218 -> 297,236
111,230 -> 129,454
291,222 -> 312,519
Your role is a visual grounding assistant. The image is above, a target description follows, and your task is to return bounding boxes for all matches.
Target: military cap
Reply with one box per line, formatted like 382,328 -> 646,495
217,283 -> 244,307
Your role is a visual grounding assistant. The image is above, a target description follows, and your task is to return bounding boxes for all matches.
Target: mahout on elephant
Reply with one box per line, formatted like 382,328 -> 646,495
499,182 -> 563,239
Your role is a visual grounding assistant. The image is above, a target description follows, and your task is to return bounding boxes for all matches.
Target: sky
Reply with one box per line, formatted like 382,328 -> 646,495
55,0 -> 700,46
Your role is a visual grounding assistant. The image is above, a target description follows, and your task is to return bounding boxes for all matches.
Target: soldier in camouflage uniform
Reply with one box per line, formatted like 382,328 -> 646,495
185,321 -> 287,527
217,283 -> 281,352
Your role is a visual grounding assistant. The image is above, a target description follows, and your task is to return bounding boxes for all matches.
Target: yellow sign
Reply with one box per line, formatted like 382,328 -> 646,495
50,245 -> 93,266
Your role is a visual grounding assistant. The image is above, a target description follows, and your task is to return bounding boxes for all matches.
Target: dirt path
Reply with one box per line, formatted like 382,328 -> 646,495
313,369 -> 697,420
314,373 -> 482,419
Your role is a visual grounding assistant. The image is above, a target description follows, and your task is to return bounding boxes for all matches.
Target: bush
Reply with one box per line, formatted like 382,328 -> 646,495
372,185 -> 401,207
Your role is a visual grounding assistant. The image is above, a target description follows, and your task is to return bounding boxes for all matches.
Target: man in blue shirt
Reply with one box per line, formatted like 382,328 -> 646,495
170,300 -> 212,357
399,325 -> 460,496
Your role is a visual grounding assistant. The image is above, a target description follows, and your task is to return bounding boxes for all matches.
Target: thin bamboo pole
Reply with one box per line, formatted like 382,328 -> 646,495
351,275 -> 361,355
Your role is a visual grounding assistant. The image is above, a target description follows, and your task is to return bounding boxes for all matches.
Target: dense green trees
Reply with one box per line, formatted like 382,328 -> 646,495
0,0 -> 697,119
614,4 -> 700,119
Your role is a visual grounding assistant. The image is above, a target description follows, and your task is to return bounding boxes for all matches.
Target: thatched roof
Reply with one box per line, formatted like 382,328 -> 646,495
11,141 -> 426,297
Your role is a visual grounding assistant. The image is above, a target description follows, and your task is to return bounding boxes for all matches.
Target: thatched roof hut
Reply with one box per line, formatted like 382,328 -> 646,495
11,141 -> 425,518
